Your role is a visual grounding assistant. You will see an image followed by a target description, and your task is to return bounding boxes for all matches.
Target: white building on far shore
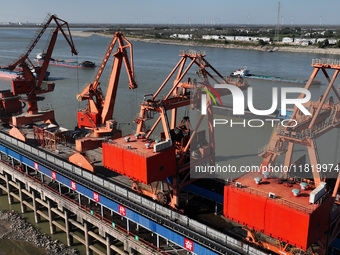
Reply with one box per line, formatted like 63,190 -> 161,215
170,34 -> 192,39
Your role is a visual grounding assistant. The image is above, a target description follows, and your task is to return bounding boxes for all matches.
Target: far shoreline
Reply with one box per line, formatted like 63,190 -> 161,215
71,30 -> 340,56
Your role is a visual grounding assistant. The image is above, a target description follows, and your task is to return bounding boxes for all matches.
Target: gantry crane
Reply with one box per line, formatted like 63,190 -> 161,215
129,50 -> 248,208
257,58 -> 340,255
7,14 -> 77,141
259,59 -> 340,187
69,32 -> 137,171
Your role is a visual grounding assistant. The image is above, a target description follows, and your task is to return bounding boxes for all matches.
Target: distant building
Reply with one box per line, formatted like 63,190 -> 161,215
201,35 -> 270,43
328,39 -> 337,45
223,36 -> 235,41
251,37 -> 270,42
316,38 -> 327,43
282,37 -> 294,43
235,36 -> 251,41
201,35 -> 224,40
293,38 -> 315,45
170,34 -> 192,39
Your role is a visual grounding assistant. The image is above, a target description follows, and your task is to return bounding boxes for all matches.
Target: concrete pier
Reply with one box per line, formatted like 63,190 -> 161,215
0,129 -> 266,255
0,160 -> 166,255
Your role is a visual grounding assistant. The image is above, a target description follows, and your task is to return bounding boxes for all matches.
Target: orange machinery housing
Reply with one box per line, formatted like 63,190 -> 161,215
0,90 -> 22,116
103,134 -> 177,184
223,172 -> 333,250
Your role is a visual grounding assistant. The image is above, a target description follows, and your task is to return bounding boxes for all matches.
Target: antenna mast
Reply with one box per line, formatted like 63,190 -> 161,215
274,2 -> 281,42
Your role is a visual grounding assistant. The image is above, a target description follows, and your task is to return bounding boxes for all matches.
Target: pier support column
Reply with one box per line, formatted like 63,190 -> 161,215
18,182 -> 26,213
106,234 -> 113,255
128,247 -> 138,255
124,240 -> 129,253
65,210 -> 73,246
6,174 -> 13,204
31,190 -> 40,223
84,222 -> 93,255
0,177 -> 3,195
47,199 -> 56,234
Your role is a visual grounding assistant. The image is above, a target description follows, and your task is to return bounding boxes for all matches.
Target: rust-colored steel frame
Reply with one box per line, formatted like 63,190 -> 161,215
8,14 -> 77,72
33,126 -> 69,150
261,61 -> 340,186
11,14 -> 77,120
136,51 -> 226,137
69,32 -> 137,170
134,51 -> 231,208
259,60 -> 340,254
77,32 -> 137,129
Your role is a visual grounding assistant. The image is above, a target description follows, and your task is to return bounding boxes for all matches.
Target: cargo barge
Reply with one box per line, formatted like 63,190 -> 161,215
35,53 -> 95,68
0,67 -> 50,80
0,67 -> 23,79
230,67 -> 321,85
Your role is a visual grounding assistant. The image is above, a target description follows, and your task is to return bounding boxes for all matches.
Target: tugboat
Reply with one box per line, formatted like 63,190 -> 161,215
230,67 -> 250,77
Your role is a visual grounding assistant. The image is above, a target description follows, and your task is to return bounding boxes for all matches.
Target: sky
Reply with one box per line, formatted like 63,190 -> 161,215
1,0 -> 340,25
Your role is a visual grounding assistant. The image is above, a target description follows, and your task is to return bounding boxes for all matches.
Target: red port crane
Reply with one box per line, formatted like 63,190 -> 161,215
224,59 -> 340,255
7,14 -> 77,141
102,49 -> 248,208
69,32 -> 137,171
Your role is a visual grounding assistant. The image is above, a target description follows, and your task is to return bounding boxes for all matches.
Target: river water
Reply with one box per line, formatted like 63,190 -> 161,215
0,239 -> 47,255
0,28 -> 339,253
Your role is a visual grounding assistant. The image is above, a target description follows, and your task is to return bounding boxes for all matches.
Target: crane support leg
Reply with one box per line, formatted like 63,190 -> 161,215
283,142 -> 294,177
306,138 -> 321,186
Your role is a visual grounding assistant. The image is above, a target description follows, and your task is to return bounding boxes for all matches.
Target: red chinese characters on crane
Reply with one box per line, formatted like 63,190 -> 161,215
71,181 -> 77,190
184,238 -> 193,252
51,171 -> 57,180
119,205 -> 126,216
93,192 -> 100,202
34,162 -> 39,171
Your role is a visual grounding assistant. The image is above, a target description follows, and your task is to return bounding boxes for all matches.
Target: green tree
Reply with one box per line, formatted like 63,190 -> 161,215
324,39 -> 329,46
336,40 -> 340,48
324,30 -> 333,37
317,41 -> 325,48
258,39 -> 267,46
317,39 -> 329,48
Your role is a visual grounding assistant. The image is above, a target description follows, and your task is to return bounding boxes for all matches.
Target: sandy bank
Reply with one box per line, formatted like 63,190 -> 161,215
72,31 -> 340,56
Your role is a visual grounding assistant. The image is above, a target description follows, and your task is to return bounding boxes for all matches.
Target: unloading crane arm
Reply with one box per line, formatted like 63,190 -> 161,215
77,32 -> 137,126
8,14 -> 77,72
35,15 -> 78,90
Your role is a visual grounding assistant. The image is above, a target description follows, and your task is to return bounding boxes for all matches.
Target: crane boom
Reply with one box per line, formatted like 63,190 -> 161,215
9,14 -> 78,127
8,14 -> 77,71
69,32 -> 137,169
77,32 -> 137,129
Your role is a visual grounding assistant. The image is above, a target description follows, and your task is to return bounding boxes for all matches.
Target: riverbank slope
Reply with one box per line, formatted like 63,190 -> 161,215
0,210 -> 77,255
71,31 -> 340,55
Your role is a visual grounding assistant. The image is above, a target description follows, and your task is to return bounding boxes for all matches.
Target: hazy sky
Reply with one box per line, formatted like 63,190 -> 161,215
1,0 -> 339,25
